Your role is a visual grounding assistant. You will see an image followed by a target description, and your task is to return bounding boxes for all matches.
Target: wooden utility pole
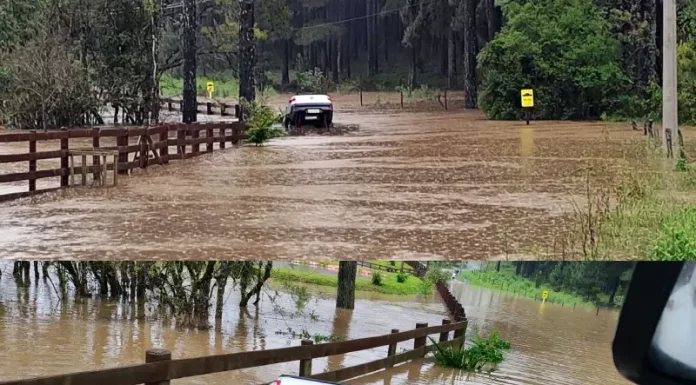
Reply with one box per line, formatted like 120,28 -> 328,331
662,0 -> 678,155
181,0 -> 197,123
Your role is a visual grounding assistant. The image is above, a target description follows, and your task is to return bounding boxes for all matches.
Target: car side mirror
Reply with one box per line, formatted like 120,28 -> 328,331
613,262 -> 696,385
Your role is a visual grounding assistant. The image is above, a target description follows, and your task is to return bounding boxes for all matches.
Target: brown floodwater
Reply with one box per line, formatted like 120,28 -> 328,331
0,267 -> 628,385
1,93 -> 692,259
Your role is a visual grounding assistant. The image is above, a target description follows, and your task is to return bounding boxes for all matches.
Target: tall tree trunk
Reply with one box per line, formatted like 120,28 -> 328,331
215,276 -> 227,319
487,0 -> 501,41
409,43 -> 418,87
336,262 -> 357,309
366,0 -> 374,76
282,40 -> 290,87
643,0 -> 658,85
181,0 -> 197,123
515,261 -> 522,275
496,261 -> 501,272
440,38 -> 448,76
239,0 -> 257,106
447,30 -> 456,88
463,0 -> 477,108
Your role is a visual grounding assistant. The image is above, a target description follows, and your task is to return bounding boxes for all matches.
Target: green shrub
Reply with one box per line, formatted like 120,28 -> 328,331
426,268 -> 450,286
651,207 -> 696,260
372,271 -> 383,286
477,0 -> 628,120
242,99 -> 284,146
396,272 -> 409,283
296,68 -> 332,94
431,329 -> 511,372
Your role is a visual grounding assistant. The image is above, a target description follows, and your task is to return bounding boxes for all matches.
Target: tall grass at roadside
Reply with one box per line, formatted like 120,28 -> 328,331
552,137 -> 696,260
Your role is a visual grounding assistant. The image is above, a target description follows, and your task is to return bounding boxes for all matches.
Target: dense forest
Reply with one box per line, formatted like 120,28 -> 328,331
2,0 -> 696,129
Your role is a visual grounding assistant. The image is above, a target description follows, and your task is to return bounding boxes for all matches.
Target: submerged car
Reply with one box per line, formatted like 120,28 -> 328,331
271,375 -> 341,385
283,94 -> 334,129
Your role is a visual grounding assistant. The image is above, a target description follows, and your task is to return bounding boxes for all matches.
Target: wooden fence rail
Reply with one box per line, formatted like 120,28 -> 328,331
0,320 -> 468,385
0,122 -> 246,202
356,261 -> 415,274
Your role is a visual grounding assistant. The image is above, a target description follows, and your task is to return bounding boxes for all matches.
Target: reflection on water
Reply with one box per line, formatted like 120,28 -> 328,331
0,269 -> 628,385
1,93 -> 686,260
353,282 -> 628,385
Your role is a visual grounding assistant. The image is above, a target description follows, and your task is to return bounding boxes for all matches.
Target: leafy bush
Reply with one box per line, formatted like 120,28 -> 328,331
426,267 -> 451,286
372,271 -> 383,286
242,99 -> 284,146
396,272 -> 409,283
431,329 -> 512,372
477,0 -> 628,120
296,68 -> 332,94
651,207 -> 696,261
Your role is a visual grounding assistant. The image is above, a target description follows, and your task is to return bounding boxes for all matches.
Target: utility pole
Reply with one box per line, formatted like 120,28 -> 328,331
662,0 -> 678,155
182,0 -> 197,123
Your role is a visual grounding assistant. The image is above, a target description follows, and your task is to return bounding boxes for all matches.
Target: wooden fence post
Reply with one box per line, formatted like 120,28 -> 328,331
207,125 -> 213,153
220,126 -> 226,149
414,323 -> 428,357
139,134 -> 148,169
192,125 -> 200,155
93,127 -> 101,182
299,339 -> 313,377
60,128 -> 69,187
145,348 -> 171,385
439,319 -> 451,343
28,131 -> 36,192
160,126 -> 169,164
387,328 -> 399,366
117,131 -> 129,175
177,125 -> 186,159
453,320 -> 467,350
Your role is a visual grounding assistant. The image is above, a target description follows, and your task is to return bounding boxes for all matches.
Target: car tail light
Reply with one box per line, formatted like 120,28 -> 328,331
271,381 -> 281,385
289,97 -> 295,104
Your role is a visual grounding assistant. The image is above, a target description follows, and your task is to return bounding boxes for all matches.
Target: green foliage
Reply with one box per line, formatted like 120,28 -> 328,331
426,267 -> 451,285
242,100 -> 284,146
460,262 -> 632,307
478,0 -> 627,120
651,207 -> 696,261
271,268 -> 428,296
396,272 -> 409,283
371,271 -> 383,286
296,68 -> 332,94
430,329 -> 512,372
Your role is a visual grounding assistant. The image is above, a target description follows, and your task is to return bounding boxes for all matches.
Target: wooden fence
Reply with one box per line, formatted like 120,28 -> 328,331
160,98 -> 240,118
0,122 -> 246,202
437,283 -> 466,321
0,320 -> 468,385
356,261 -> 416,275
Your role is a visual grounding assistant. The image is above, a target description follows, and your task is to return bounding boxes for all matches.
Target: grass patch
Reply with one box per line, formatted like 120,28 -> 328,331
160,73 -> 277,100
431,328 -> 511,373
459,269 -> 594,308
271,268 -> 428,296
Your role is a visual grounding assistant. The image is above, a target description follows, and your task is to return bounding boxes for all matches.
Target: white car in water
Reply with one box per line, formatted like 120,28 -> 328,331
283,94 -> 334,129
270,375 -> 342,385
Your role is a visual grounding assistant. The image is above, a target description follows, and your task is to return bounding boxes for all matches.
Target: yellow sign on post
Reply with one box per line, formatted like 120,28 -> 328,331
206,81 -> 215,98
521,89 -> 534,108
542,290 -> 549,300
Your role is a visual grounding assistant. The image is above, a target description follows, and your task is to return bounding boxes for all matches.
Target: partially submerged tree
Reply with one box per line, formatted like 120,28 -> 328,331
336,261 -> 357,309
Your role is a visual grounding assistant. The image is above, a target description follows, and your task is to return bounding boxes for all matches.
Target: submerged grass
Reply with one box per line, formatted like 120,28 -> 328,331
458,269 -> 595,308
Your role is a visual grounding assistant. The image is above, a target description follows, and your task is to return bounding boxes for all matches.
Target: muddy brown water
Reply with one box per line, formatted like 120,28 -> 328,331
0,270 -> 628,385
1,93 -> 691,259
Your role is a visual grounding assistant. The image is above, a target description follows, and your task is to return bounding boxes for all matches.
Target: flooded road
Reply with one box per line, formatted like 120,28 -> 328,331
0,271 -> 627,385
1,93 -> 688,259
